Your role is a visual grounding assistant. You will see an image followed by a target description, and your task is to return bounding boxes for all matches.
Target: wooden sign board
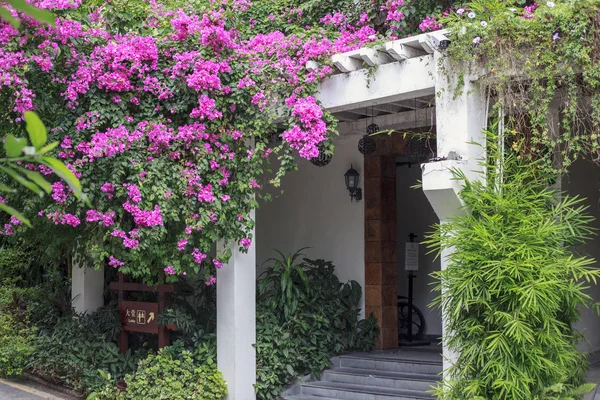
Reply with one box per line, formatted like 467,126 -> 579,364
120,301 -> 159,334
110,273 -> 172,353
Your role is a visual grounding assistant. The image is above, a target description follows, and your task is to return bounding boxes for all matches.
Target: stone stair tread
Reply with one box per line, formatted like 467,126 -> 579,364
301,381 -> 434,398
284,396 -> 339,400
328,367 -> 441,381
339,354 -> 443,366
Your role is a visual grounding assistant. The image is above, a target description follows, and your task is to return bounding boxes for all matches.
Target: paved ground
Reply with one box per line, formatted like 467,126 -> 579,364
0,378 -> 68,400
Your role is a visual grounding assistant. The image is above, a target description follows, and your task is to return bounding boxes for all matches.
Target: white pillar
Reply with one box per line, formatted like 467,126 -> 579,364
217,209 -> 256,400
72,260 -> 104,314
423,54 -> 488,375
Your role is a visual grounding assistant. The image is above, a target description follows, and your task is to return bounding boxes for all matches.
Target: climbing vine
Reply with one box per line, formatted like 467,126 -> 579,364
441,0 -> 600,171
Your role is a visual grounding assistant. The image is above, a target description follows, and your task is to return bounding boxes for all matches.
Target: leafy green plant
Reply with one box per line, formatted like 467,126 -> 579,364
0,246 -> 33,285
258,248 -> 309,319
157,306 -> 197,337
88,344 -> 227,400
29,311 -> 137,392
426,129 -> 600,400
255,252 -> 378,399
0,286 -> 38,377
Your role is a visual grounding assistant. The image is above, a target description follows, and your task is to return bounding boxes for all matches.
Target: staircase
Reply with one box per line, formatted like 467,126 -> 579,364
284,348 -> 443,400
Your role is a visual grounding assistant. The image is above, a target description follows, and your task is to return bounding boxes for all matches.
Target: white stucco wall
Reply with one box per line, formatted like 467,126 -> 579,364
396,164 -> 442,337
256,136 -> 366,315
563,160 -> 600,354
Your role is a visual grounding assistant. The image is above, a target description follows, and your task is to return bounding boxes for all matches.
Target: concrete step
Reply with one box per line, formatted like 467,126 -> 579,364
338,355 -> 443,375
300,381 -> 434,400
323,367 -> 440,392
284,396 -> 338,400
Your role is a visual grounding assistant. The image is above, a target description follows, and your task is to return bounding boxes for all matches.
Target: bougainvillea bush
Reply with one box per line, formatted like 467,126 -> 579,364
0,0 -> 396,283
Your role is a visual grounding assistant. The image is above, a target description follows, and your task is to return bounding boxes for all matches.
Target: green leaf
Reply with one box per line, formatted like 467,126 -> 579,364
285,364 -> 294,376
4,135 -> 27,158
0,166 -> 43,197
37,141 -> 60,155
0,202 -> 30,227
15,166 -> 51,193
0,7 -> 20,28
5,0 -> 54,25
41,157 -> 88,204
0,184 -> 15,193
24,111 -> 47,150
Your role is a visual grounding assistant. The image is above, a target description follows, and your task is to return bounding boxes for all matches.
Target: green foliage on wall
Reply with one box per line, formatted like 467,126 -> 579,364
425,128 -> 600,399
442,0 -> 600,171
255,252 -> 379,399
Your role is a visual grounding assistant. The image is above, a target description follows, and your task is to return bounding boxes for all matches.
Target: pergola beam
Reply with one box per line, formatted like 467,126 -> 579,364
337,107 -> 435,136
316,55 -> 436,113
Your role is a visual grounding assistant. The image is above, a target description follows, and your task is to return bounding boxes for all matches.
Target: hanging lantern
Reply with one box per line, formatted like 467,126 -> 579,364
310,143 -> 332,167
367,123 -> 379,135
269,130 -> 282,145
358,135 -> 376,155
358,123 -> 379,155
310,152 -> 332,167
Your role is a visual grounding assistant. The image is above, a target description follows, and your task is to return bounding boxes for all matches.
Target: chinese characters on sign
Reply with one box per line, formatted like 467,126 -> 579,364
110,274 -> 175,353
120,301 -> 159,334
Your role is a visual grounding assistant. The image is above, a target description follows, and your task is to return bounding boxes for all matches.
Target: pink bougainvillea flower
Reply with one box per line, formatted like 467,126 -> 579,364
164,265 -> 176,275
240,237 -> 251,249
109,256 -> 125,268
177,238 -> 188,251
205,275 -> 216,286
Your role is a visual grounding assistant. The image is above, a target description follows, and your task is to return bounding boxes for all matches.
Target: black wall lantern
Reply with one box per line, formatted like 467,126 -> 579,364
344,164 -> 362,202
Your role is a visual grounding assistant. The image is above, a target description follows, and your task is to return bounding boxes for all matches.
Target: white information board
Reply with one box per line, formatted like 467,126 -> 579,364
405,242 -> 419,271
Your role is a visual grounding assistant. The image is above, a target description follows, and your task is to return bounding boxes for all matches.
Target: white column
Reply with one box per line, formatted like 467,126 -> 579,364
423,54 -> 488,375
72,259 -> 104,314
217,209 -> 256,400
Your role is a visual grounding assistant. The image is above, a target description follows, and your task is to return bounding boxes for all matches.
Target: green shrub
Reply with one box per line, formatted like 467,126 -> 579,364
0,247 -> 33,286
89,342 -> 227,400
426,132 -> 600,400
255,252 -> 378,399
0,296 -> 37,377
29,309 -> 137,392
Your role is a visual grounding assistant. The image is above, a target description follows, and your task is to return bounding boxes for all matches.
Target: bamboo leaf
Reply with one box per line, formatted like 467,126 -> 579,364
37,141 -> 60,155
0,202 -> 30,227
41,157 -> 89,204
24,111 -> 47,150
4,134 -> 27,158
0,7 -> 19,28
5,0 -> 55,25
0,166 -> 43,197
14,166 -> 51,193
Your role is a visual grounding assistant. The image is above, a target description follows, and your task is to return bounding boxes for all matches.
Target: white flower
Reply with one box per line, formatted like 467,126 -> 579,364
473,36 -> 481,44
509,7 -> 517,12
481,21 -> 488,27
457,8 -> 465,15
468,11 -> 476,18
547,1 -> 555,7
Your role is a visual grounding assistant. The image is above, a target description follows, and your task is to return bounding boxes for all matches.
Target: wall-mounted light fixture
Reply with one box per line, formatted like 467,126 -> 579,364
344,164 -> 362,202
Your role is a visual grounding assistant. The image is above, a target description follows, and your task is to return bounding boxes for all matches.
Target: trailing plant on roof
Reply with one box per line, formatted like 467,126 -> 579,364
439,0 -> 600,171
425,125 -> 600,400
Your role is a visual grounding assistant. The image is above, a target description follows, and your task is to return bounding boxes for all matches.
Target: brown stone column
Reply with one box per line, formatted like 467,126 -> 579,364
364,139 -> 398,350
